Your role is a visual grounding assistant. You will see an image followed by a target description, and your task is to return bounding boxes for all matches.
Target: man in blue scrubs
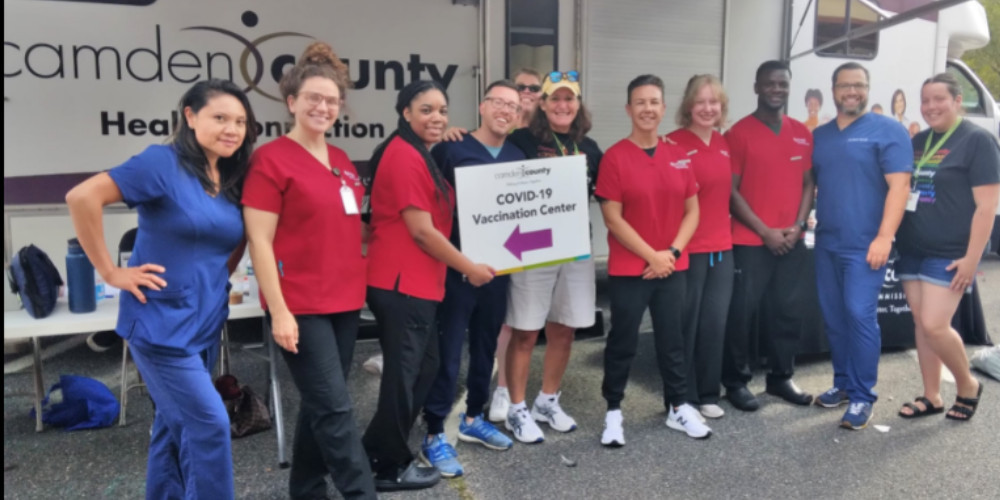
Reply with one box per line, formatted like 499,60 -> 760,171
419,80 -> 523,477
811,62 -> 913,430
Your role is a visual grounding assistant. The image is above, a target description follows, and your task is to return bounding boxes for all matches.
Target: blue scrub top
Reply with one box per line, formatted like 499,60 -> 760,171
812,113 -> 913,251
109,145 -> 244,356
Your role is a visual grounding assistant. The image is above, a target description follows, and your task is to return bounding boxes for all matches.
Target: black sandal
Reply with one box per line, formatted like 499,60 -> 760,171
898,396 -> 944,419
946,381 -> 984,422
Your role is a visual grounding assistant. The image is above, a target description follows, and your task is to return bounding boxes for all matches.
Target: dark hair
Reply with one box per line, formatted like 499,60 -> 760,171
368,80 -> 451,212
891,89 -> 906,114
528,90 -> 593,145
513,68 -> 542,81
485,79 -> 519,95
279,41 -> 351,99
832,62 -> 869,86
626,74 -> 664,104
923,72 -> 962,98
170,79 -> 257,204
755,60 -> 791,83
805,88 -> 823,106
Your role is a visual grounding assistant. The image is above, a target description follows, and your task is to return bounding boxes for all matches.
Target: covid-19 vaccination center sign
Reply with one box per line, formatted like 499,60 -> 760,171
454,156 -> 592,274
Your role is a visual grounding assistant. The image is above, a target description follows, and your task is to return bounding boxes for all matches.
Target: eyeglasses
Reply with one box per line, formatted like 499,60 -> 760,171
298,91 -> 342,108
834,83 -> 869,91
548,71 -> 580,83
516,84 -> 542,93
483,97 -> 520,113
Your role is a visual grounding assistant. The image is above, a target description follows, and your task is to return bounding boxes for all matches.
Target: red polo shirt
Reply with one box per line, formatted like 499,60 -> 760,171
367,137 -> 455,301
596,139 -> 698,276
724,115 -> 813,246
242,136 -> 366,314
665,129 -> 733,253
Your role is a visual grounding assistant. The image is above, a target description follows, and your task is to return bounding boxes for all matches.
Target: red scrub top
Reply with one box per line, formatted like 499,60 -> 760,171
367,137 -> 455,301
596,139 -> 698,276
242,136 -> 367,314
665,129 -> 733,253
725,115 -> 813,246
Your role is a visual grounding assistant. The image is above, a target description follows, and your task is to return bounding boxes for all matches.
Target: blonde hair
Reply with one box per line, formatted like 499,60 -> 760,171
676,74 -> 728,129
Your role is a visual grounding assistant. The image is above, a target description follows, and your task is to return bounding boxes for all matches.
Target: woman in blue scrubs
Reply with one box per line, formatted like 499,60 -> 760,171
66,79 -> 257,500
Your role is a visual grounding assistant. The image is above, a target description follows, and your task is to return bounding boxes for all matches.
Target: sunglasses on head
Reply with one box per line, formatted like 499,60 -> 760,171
516,84 -> 542,93
548,71 -> 580,83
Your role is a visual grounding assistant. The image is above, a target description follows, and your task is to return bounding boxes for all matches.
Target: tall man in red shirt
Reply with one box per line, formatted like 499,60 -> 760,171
722,60 -> 816,411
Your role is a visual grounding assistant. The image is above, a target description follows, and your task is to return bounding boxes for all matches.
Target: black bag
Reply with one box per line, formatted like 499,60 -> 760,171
214,374 -> 272,438
7,244 -> 63,318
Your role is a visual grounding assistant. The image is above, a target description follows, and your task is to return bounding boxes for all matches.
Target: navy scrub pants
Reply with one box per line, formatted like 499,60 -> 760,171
423,269 -> 510,434
278,311 -> 376,500
128,342 -> 233,500
814,246 -> 885,404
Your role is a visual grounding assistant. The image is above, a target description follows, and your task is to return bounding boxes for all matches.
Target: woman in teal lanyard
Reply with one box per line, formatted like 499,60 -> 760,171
895,73 -> 999,422
503,71 -> 603,443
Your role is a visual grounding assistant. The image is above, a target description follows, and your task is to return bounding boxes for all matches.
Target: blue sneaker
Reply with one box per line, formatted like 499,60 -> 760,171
419,434 -> 463,478
458,413 -> 513,450
841,402 -> 874,430
815,387 -> 849,408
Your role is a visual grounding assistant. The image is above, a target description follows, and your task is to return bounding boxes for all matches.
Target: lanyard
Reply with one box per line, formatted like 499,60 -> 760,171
915,118 -> 961,175
551,132 -> 580,156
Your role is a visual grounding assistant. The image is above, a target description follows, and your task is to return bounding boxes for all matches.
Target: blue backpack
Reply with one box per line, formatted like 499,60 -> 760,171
7,244 -> 63,318
30,375 -> 120,431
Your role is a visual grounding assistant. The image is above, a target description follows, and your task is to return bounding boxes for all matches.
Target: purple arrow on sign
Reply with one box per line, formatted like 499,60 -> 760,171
504,225 -> 553,261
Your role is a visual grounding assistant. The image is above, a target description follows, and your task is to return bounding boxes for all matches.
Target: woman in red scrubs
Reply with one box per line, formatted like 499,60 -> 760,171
242,42 -> 376,499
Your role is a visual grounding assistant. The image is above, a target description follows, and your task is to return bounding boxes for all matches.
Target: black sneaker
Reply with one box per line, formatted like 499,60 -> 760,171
86,331 -> 120,353
374,460 -> 440,492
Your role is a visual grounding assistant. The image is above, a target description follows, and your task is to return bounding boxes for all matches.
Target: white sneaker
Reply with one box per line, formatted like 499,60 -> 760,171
488,386 -> 510,423
362,354 -> 383,376
699,404 -> 725,419
666,403 -> 713,439
505,406 -> 544,444
531,392 -> 578,432
601,410 -> 625,447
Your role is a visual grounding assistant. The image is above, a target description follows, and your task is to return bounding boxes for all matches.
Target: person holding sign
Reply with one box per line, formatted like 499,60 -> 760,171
502,70 -> 603,443
242,43 -> 376,499
418,80 -> 524,478
362,80 -> 495,491
596,74 -> 707,446
895,73 -> 998,422
664,74 -> 734,421
66,79 -> 257,500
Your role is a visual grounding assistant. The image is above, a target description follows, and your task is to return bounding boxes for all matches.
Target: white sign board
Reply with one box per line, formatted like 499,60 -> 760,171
454,156 -> 592,274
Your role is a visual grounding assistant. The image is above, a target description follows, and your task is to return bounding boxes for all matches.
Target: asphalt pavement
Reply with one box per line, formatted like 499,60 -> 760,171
4,255 -> 999,499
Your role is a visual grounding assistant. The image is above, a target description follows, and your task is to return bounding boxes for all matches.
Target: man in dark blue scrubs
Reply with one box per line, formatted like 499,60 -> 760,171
811,62 -> 913,430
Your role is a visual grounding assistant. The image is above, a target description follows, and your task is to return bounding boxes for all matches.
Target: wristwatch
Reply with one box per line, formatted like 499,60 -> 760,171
797,220 -> 808,231
669,247 -> 682,259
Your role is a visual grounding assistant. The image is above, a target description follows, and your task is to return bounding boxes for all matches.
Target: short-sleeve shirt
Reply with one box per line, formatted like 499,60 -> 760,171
812,112 -> 914,251
595,139 -> 699,276
109,145 -> 244,357
665,129 -> 732,253
725,115 -> 813,246
507,128 -> 603,198
242,136 -> 366,315
367,136 -> 455,301
432,134 -> 527,250
897,120 -> 1000,259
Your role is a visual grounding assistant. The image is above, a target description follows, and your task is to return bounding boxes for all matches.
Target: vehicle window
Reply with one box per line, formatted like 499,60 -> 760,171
945,64 -> 986,116
815,0 -> 880,59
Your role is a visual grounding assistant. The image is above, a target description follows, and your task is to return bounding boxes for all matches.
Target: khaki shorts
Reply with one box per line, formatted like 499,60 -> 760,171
505,258 -> 596,331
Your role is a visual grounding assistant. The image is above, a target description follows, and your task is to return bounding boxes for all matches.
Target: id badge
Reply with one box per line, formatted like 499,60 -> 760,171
906,191 -> 919,212
341,185 -> 360,215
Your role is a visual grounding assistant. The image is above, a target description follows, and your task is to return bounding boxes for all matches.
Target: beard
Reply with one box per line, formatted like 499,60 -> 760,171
835,96 -> 868,116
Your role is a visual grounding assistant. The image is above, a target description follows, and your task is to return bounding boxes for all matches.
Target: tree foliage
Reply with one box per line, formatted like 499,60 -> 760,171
962,0 -> 1000,100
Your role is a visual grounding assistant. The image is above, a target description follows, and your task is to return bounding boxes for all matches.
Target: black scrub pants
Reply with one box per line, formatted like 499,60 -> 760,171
362,286 -> 440,477
602,273 -> 688,411
682,251 -> 734,405
722,241 -> 809,390
278,311 -> 376,500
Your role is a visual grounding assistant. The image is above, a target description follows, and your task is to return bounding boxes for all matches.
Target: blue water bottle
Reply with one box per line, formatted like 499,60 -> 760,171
66,238 -> 97,313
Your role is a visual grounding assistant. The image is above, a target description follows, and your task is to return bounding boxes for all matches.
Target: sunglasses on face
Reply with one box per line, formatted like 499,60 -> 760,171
516,84 -> 542,93
548,71 -> 580,83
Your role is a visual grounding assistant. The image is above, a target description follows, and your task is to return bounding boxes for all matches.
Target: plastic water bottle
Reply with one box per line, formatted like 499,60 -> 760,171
66,238 -> 97,313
